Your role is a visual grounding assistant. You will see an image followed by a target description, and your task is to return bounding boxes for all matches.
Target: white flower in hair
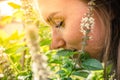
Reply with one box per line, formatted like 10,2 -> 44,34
80,0 -> 95,35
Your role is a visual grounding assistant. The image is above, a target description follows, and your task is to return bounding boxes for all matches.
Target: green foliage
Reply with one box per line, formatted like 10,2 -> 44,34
39,23 -> 51,46
56,49 -> 76,57
0,16 -> 12,26
47,49 -> 103,80
72,71 -> 89,78
0,30 -> 32,80
0,58 -> 16,80
0,2 -> 23,26
81,59 -> 103,70
92,70 -> 103,80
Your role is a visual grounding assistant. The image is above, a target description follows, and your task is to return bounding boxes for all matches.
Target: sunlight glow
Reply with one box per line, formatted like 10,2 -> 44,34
0,0 -> 21,16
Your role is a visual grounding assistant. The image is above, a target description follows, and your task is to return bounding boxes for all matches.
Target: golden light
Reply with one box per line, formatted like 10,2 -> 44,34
0,0 -> 21,16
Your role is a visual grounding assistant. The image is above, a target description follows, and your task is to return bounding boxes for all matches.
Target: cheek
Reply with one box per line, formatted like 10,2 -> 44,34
85,15 -> 106,58
87,28 -> 105,49
63,22 -> 83,45
88,15 -> 106,47
62,13 -> 84,46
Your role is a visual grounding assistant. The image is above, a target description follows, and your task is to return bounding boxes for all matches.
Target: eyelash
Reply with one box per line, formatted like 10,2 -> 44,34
47,17 -> 64,28
55,21 -> 64,28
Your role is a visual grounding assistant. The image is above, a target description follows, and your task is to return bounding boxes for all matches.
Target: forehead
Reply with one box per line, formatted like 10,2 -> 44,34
38,0 -> 71,16
37,0 -> 87,20
38,0 -> 64,17
38,0 -> 79,7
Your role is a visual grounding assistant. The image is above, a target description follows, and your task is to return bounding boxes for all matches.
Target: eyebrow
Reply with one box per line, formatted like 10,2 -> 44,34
46,12 -> 58,20
46,12 -> 59,25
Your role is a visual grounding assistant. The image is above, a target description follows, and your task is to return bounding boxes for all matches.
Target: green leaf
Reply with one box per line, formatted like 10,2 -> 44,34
80,51 -> 90,62
62,77 -> 72,80
56,70 -> 66,77
81,59 -> 103,70
63,63 -> 72,68
8,2 -> 21,9
12,10 -> 24,20
56,49 -> 75,57
16,46 -> 27,53
72,71 -> 89,78
66,78 -> 72,80
106,64 -> 113,74
49,59 -> 62,64
5,44 -> 25,54
0,30 -> 8,38
40,39 -> 51,46
0,16 -> 12,25
56,70 -> 65,74
7,31 -> 23,40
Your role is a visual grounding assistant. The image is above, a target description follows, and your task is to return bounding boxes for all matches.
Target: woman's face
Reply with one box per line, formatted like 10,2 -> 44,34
37,0 -> 106,59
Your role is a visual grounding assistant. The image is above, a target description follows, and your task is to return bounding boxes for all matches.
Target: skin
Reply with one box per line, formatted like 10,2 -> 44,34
37,0 -> 106,59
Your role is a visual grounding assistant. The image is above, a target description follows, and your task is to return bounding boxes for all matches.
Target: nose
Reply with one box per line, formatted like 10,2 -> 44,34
50,33 -> 65,50
50,39 -> 65,49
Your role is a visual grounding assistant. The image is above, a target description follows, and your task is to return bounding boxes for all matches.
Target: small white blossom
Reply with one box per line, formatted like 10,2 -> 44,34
80,23 -> 84,27
80,8 -> 95,38
89,17 -> 94,22
82,17 -> 89,22
85,23 -> 90,29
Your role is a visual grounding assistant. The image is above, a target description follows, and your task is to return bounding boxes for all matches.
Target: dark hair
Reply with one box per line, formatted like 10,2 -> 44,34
109,0 -> 120,79
96,0 -> 120,79
83,0 -> 120,79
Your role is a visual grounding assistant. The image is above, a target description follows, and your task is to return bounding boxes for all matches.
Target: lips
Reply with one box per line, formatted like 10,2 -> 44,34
63,48 -> 78,52
72,49 -> 77,52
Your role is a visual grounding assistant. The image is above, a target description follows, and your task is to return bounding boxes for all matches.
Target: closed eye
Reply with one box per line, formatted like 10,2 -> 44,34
55,21 -> 64,28
46,15 -> 64,28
